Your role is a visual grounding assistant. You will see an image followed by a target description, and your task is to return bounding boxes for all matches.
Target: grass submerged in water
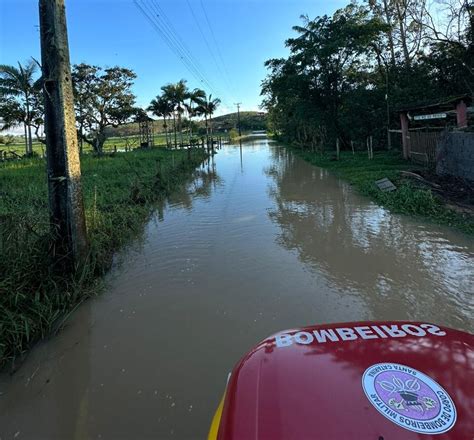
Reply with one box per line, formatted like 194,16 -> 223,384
0,148 -> 208,367
292,147 -> 473,235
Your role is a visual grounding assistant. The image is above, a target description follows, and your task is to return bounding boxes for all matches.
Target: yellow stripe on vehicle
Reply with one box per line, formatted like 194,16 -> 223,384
208,393 -> 226,440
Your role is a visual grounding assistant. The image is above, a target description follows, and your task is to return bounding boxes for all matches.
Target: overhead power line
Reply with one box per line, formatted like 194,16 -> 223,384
134,0 -> 228,103
134,0 -> 207,88
185,0 -> 232,97
148,0 -> 210,84
149,0 -> 232,106
140,0 -> 216,93
199,0 -> 237,98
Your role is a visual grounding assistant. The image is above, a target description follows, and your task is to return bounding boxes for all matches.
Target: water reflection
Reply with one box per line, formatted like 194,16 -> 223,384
166,160 -> 222,210
0,139 -> 472,439
266,147 -> 474,331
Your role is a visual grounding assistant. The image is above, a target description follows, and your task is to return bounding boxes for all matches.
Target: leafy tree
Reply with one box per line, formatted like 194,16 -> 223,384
71,64 -> 137,154
368,0 -> 425,68
71,63 -> 100,153
263,4 -> 387,147
416,0 -> 474,94
262,0 -> 472,152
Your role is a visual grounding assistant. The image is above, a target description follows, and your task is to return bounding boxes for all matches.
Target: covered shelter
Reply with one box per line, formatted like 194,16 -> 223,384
398,95 -> 472,161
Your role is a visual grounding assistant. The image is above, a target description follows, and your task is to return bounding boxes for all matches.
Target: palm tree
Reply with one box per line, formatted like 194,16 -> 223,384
202,94 -> 221,143
160,84 -> 178,148
0,97 -> 25,133
0,60 -> 40,155
173,79 -> 189,148
163,80 -> 191,148
194,103 -> 209,144
148,95 -> 173,147
185,88 -> 206,145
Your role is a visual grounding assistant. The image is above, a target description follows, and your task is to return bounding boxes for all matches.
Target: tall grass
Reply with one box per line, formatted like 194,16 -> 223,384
0,148 -> 207,367
293,148 -> 473,235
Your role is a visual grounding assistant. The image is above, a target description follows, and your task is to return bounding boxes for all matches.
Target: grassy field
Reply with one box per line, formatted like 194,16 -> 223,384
0,147 -> 208,366
1,133 -> 170,157
292,147 -> 474,235
1,131 -> 231,157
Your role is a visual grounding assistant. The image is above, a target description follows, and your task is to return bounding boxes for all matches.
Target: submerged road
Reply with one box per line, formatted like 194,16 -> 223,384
1,139 -> 473,439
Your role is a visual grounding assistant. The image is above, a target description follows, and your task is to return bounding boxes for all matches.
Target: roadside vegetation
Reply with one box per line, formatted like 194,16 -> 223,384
0,62 -> 224,156
262,0 -> 472,234
0,55 -> 227,366
0,147 -> 208,367
290,146 -> 473,235
1,109 -> 269,156
261,1 -> 472,149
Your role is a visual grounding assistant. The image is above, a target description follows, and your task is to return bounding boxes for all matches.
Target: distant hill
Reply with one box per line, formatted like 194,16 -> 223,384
212,111 -> 268,131
104,111 -> 267,138
104,121 -> 165,138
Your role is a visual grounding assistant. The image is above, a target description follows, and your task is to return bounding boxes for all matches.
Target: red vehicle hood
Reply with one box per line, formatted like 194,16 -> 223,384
214,321 -> 473,440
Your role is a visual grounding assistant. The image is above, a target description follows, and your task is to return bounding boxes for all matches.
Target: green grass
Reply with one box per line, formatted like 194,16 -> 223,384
1,131 -> 231,157
0,133 -> 170,157
292,146 -> 474,235
0,147 -> 208,367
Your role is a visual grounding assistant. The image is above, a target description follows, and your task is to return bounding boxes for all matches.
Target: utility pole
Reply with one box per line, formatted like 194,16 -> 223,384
39,0 -> 89,271
234,102 -> 242,137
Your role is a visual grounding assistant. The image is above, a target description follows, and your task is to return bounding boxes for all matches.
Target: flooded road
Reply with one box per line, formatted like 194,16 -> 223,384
1,139 -> 473,439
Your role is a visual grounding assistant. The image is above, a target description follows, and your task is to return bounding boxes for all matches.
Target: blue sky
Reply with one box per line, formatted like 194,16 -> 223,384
1,0 -> 347,115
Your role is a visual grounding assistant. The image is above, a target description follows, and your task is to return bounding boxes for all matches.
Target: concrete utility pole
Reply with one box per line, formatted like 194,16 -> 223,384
39,0 -> 89,271
234,102 -> 242,137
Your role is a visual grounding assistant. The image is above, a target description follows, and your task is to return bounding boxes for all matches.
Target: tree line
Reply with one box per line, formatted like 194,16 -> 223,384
0,61 -> 220,155
261,0 -> 473,151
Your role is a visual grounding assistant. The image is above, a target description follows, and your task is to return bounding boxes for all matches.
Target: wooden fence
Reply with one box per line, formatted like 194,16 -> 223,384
408,130 -> 442,166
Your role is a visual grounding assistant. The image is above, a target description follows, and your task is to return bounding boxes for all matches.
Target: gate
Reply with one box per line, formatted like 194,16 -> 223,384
408,130 -> 442,166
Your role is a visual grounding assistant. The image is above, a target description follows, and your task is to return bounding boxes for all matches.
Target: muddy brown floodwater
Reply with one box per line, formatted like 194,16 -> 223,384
1,139 -> 473,439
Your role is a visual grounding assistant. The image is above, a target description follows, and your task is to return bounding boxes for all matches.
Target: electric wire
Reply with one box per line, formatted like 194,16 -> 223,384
185,0 -> 234,101
134,0 -> 234,110
135,0 -> 218,97
149,0 -> 212,87
149,0 -> 232,105
199,0 -> 237,97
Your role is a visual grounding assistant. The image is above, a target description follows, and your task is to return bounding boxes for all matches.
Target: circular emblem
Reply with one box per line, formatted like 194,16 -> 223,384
362,363 -> 456,435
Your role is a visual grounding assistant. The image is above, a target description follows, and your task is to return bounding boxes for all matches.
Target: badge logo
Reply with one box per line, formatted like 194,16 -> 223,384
362,363 -> 456,434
